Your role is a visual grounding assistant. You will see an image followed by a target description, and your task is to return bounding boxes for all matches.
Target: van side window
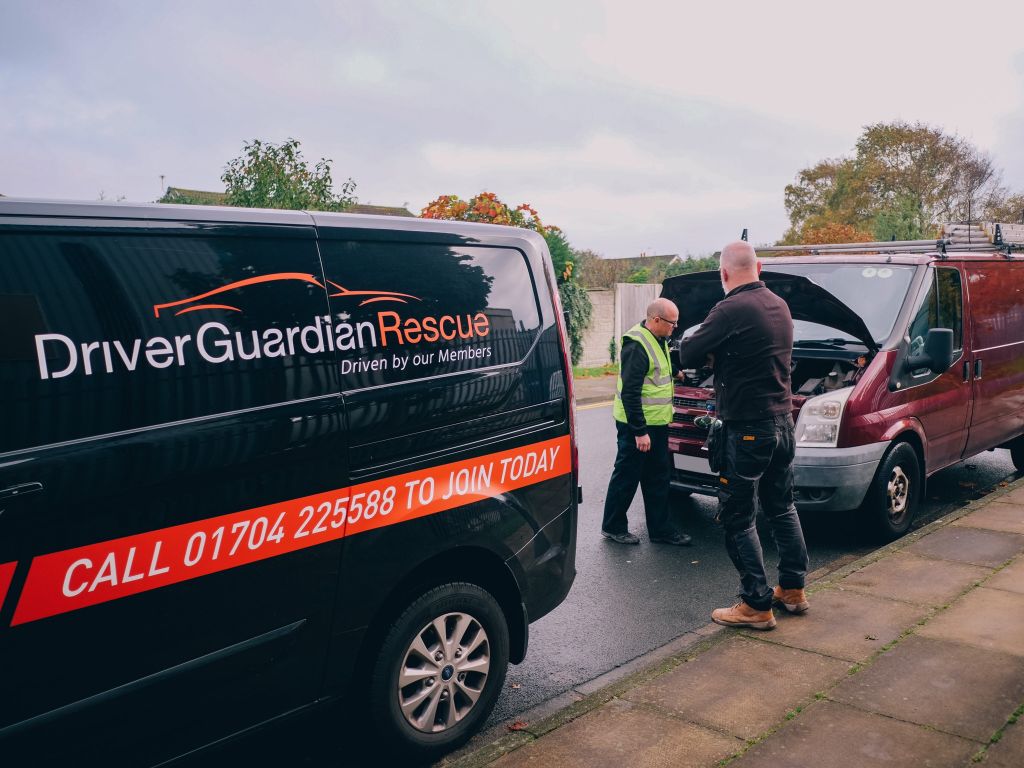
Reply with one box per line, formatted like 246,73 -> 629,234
0,230 -> 331,454
908,267 -> 963,358
318,241 -> 542,389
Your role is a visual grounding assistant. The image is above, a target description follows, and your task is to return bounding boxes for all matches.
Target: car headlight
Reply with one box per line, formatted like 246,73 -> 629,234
794,386 -> 854,447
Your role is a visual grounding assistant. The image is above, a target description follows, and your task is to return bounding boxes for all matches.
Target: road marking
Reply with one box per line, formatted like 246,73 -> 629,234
578,401 -> 613,411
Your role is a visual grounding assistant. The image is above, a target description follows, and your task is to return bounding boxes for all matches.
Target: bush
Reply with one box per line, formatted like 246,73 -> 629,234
559,280 -> 592,366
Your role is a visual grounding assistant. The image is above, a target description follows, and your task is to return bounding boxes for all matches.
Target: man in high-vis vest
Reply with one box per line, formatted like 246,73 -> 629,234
601,298 -> 692,546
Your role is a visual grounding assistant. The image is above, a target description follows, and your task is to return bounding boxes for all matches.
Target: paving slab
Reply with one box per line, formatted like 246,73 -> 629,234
622,636 -> 849,740
829,634 -> 1024,742
901,526 -> 1024,568
488,698 -> 742,768
731,700 -> 978,768
985,556 -> 1024,596
840,551 -> 990,607
919,587 -> 1024,658
981,717 -> 1024,768
954,501 -> 1024,535
742,590 -> 927,663
994,485 -> 1024,506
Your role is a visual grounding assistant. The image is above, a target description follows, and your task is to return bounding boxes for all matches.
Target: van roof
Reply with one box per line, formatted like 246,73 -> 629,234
0,197 -> 549,246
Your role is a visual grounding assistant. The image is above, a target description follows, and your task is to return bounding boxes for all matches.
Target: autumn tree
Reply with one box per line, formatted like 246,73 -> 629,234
420,191 -> 593,364
220,138 -> 356,211
783,121 -> 1017,243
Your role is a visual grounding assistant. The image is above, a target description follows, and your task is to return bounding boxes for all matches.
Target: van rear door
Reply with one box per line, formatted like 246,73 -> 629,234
0,220 -> 345,762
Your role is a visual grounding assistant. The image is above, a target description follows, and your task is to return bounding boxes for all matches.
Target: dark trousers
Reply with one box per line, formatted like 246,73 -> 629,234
718,414 -> 808,611
602,422 -> 674,538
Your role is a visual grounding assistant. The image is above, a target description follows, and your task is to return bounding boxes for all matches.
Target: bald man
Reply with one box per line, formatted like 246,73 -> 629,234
678,242 -> 809,629
601,298 -> 692,546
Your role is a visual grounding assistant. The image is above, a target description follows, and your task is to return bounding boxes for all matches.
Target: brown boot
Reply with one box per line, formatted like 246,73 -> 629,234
773,586 -> 810,614
711,601 -> 776,630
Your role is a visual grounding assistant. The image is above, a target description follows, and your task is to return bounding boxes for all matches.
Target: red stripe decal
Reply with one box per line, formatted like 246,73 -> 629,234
11,436 -> 570,626
0,562 -> 17,613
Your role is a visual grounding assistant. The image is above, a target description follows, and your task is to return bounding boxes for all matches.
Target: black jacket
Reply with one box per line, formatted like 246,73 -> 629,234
677,281 -> 792,421
620,321 -> 675,436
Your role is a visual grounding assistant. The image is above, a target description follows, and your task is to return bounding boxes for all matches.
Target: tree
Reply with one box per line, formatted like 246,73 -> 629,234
420,191 -> 593,364
220,138 -> 356,211
783,121 -> 1015,243
799,222 -> 875,245
544,227 -> 575,282
664,255 -> 720,277
421,191 -> 544,230
987,193 -> 1024,224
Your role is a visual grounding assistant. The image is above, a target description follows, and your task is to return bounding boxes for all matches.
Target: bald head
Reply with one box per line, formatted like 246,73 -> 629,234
646,297 -> 679,338
719,240 -> 761,293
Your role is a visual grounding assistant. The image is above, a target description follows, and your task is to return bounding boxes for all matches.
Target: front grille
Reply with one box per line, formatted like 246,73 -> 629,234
674,396 -> 715,410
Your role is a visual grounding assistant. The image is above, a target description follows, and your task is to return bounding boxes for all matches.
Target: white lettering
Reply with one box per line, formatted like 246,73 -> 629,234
300,318 -> 326,354
35,333 -> 78,379
148,541 -> 170,576
197,322 -> 233,363
62,558 -> 92,597
145,336 -> 176,368
112,338 -> 142,370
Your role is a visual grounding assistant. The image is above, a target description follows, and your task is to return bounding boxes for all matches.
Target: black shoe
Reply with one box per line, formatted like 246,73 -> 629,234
650,531 -> 693,546
601,529 -> 641,545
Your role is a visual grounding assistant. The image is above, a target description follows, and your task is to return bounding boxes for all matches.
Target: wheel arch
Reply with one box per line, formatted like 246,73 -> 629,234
355,546 -> 528,678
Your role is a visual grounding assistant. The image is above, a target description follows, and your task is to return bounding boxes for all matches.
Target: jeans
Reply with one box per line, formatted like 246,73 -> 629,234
718,413 -> 808,611
602,422 -> 674,538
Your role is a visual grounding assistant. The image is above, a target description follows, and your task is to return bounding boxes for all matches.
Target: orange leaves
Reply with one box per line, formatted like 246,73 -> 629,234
799,222 -> 875,245
420,191 -> 550,234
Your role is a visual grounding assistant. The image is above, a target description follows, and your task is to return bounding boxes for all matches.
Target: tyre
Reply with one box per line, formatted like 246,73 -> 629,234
369,582 -> 509,759
1011,441 -> 1024,472
863,441 -> 920,541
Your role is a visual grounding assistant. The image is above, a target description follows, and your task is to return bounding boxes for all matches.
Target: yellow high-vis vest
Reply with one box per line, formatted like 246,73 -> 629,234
613,323 -> 673,426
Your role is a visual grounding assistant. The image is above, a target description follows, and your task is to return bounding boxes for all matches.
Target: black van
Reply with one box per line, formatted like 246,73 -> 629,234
0,199 -> 578,764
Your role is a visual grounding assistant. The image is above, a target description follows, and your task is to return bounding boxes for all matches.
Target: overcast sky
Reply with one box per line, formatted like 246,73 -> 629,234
3,1 -> 1023,257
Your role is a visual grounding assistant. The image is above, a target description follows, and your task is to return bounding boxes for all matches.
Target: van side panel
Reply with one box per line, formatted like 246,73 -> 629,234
0,223 -> 346,763
964,262 -> 1024,454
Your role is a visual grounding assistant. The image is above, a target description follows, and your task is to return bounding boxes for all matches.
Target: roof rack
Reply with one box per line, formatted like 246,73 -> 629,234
754,238 -> 1004,256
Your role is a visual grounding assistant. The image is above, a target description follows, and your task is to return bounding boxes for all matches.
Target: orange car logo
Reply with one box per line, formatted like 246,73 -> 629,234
153,273 -> 420,318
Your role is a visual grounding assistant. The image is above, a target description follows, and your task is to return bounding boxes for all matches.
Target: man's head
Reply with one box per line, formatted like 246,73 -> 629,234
719,241 -> 761,295
646,297 -> 679,339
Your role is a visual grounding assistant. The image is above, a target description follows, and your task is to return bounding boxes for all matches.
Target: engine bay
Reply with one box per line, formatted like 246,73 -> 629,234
676,353 -> 866,398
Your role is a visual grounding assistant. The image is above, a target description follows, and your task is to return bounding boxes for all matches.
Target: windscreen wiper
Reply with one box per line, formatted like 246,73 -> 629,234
793,338 -> 864,348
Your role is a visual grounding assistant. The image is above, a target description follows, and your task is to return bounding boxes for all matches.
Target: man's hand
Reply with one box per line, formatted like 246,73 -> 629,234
635,434 -> 651,452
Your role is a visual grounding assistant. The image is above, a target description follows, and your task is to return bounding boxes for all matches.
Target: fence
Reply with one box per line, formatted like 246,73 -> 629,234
578,283 -> 660,368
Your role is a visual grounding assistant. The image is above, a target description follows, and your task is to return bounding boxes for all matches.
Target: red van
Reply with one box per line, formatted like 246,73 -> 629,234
663,239 -> 1024,539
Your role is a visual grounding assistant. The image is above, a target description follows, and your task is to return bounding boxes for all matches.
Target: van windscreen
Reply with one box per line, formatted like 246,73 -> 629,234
767,263 -> 914,344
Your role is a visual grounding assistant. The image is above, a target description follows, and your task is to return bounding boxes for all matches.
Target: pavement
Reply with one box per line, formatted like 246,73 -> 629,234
439,475 -> 1024,768
574,374 -> 617,406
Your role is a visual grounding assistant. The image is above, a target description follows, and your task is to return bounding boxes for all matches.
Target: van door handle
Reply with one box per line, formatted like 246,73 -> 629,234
974,359 -> 983,380
0,482 -> 43,501
963,361 -> 970,383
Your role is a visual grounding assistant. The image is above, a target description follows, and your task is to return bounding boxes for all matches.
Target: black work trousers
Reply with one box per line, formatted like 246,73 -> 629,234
602,422 -> 674,538
718,414 -> 808,611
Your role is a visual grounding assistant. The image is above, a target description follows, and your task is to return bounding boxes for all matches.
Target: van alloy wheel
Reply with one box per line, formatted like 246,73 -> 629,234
398,612 -> 491,733
886,466 -> 910,522
370,582 -> 509,757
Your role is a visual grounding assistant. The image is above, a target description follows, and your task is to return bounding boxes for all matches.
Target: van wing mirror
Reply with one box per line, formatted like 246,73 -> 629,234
906,328 -> 954,374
